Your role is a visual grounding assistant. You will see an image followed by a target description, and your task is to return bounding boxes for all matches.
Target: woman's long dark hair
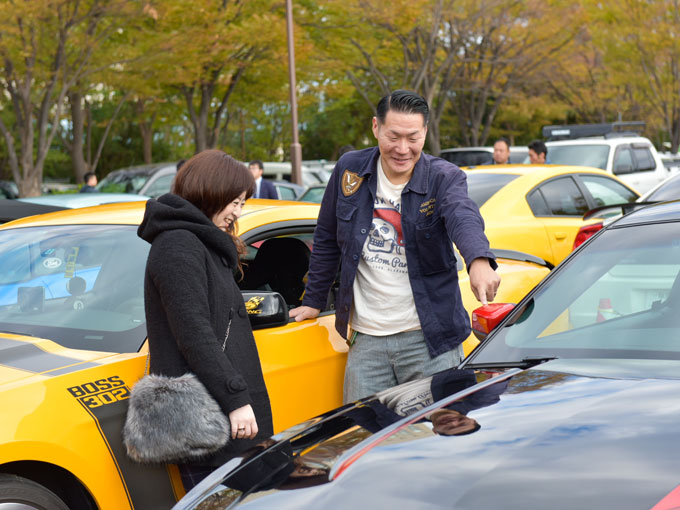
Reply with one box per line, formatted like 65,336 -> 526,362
172,150 -> 255,275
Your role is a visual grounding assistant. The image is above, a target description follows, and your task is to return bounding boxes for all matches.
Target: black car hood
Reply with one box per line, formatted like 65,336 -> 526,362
187,361 -> 680,510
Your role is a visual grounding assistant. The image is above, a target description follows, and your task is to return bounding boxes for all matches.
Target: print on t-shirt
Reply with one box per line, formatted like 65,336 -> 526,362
363,199 -> 408,274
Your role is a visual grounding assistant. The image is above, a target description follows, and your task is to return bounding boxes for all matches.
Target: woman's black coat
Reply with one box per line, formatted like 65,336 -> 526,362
138,193 -> 273,466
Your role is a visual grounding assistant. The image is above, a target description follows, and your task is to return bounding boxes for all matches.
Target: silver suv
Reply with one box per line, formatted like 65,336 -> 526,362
543,123 -> 669,194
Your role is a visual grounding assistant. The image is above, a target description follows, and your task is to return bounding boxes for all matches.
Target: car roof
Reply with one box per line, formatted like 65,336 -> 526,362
1,198 -> 321,230
18,193 -> 150,208
0,199 -> 67,223
546,137 -> 652,147
107,162 -> 177,176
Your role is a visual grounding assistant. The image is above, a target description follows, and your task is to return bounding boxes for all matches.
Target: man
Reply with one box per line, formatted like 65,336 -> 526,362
79,172 -> 98,193
248,160 -> 278,199
528,140 -> 549,164
290,90 -> 500,403
492,137 -> 511,165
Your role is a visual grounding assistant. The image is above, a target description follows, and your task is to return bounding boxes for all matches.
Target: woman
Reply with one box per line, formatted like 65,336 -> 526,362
137,150 -> 273,491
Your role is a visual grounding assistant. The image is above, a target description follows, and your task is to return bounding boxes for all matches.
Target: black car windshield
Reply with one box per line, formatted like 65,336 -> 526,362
0,225 -> 148,353
645,175 -> 680,202
546,144 -> 610,169
465,172 -> 520,207
467,221 -> 680,366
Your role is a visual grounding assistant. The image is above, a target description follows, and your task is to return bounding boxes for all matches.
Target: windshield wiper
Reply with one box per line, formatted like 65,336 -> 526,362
466,356 -> 557,370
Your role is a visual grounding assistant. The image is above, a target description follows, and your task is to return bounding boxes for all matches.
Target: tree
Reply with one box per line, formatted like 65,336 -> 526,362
0,0 -> 143,196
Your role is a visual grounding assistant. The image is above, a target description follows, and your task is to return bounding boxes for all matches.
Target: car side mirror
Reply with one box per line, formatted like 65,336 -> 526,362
471,303 -> 515,341
242,291 -> 288,330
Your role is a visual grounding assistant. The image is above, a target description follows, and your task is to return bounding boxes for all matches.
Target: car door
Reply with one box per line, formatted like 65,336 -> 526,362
529,176 -> 592,265
239,224 -> 347,432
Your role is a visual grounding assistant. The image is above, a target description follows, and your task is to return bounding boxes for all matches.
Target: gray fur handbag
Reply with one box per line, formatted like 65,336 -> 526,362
123,319 -> 232,463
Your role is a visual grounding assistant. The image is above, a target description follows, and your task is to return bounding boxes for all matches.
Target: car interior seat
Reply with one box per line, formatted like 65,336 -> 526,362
241,237 -> 311,309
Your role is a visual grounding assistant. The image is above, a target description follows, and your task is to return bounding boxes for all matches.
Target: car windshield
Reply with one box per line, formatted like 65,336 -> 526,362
546,144 -> 610,169
0,225 -> 148,353
97,171 -> 151,194
468,222 -> 680,366
465,173 -> 520,207
298,186 -> 326,203
644,175 -> 680,202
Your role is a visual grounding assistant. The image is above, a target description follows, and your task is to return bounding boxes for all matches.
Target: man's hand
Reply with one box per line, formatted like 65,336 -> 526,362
469,258 -> 501,305
289,306 -> 321,322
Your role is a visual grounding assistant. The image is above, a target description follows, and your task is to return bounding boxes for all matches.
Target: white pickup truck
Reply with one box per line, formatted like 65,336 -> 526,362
543,123 -> 670,194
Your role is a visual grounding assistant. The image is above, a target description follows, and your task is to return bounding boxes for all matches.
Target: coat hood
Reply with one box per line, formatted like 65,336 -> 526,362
137,193 -> 238,268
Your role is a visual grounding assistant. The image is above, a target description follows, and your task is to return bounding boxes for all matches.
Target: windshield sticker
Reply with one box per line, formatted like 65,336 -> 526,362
42,257 -> 62,269
64,247 -> 80,278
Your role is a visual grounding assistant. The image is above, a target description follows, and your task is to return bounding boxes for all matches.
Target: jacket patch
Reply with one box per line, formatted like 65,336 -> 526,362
341,170 -> 364,197
420,198 -> 436,216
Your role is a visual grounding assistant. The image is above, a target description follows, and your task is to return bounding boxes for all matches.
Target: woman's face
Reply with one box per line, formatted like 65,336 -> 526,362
212,191 -> 246,232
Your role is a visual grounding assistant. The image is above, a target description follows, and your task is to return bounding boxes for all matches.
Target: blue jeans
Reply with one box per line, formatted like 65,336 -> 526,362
343,329 -> 464,404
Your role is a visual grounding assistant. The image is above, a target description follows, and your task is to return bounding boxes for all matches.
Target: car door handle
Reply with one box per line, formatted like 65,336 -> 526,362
554,232 -> 567,240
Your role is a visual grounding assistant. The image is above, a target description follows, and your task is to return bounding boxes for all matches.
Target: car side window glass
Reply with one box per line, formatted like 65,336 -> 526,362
527,189 -> 551,216
613,147 -> 634,175
647,175 -> 680,201
277,187 -> 296,200
536,177 -> 589,216
632,147 -> 655,172
579,175 -> 638,207
144,174 -> 175,198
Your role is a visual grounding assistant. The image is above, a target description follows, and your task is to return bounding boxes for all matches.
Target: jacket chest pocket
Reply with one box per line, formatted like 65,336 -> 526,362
415,218 -> 455,275
336,199 -> 358,244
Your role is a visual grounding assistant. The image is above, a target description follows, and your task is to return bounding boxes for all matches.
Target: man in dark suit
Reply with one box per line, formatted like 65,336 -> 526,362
248,160 -> 278,199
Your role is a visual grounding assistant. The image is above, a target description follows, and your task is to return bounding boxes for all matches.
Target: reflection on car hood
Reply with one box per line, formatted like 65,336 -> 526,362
0,333 -> 116,387
203,362 -> 680,510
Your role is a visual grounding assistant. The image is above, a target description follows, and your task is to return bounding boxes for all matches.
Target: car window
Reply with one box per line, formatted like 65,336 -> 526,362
632,147 -> 655,172
547,145 -> 610,170
465,173 -> 520,207
526,189 -> 551,216
469,222 -> 680,364
578,175 -> 638,207
144,173 -> 175,198
277,186 -> 297,200
441,151 -> 493,167
0,225 -> 148,353
299,187 -> 326,203
613,147 -> 634,175
646,175 -> 680,202
535,177 -> 589,215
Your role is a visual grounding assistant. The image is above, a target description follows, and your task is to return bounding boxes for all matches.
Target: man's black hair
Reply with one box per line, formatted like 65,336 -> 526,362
494,136 -> 511,148
248,160 -> 264,170
528,139 -> 547,155
376,90 -> 429,126
83,172 -> 96,182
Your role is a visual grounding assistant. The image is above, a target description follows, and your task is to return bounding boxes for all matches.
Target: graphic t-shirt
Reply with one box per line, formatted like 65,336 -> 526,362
351,158 -> 421,335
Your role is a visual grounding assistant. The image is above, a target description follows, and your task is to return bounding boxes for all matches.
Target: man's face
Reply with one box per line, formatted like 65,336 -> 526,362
249,164 -> 263,180
528,149 -> 546,164
493,141 -> 510,164
372,110 -> 427,184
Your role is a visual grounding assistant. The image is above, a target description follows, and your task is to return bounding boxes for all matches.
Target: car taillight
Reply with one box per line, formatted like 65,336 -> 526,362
572,222 -> 603,251
471,303 -> 515,340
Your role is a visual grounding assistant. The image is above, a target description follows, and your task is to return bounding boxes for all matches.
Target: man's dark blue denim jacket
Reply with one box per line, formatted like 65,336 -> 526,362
302,147 -> 497,358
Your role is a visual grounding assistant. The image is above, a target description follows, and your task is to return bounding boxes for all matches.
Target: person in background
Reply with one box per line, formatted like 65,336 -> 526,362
79,172 -> 98,193
528,140 -> 549,164
290,89 -> 500,403
248,160 -> 278,199
137,150 -> 273,491
492,137 -> 511,165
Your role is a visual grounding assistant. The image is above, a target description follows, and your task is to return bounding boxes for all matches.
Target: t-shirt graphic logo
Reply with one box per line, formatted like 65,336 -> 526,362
341,169 -> 364,197
368,208 -> 404,255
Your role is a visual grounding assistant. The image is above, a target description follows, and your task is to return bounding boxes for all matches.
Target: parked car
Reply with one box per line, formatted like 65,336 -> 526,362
465,165 -> 639,267
542,122 -> 669,194
0,200 -> 549,509
174,199 -> 680,510
261,162 -> 326,188
0,180 -> 19,199
440,146 -> 528,167
97,162 -> 178,198
18,192 -> 149,208
272,180 -> 305,201
297,183 -> 327,203
639,172 -> 680,203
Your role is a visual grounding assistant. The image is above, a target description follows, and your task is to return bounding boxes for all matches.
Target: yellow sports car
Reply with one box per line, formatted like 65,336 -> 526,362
0,200 -> 549,509
465,165 -> 639,267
